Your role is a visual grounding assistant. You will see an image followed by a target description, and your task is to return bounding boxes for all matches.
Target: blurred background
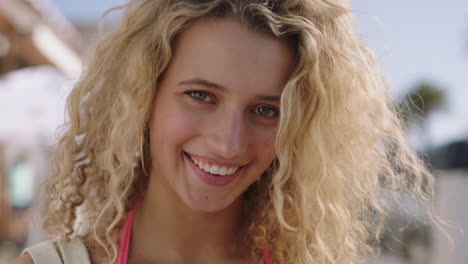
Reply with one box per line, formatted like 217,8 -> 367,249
0,0 -> 466,263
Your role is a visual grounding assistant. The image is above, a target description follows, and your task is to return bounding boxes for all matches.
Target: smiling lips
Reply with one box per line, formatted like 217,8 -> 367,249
187,153 -> 240,176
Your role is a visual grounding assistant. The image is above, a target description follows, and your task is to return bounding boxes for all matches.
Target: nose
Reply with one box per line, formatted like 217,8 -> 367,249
206,110 -> 248,161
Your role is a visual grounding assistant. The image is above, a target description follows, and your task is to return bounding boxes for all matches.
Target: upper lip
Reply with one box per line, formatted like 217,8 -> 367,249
184,152 -> 247,168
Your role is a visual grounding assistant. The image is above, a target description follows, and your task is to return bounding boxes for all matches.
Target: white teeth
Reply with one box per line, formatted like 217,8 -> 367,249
209,165 -> 219,174
187,153 -> 239,176
219,167 -> 227,175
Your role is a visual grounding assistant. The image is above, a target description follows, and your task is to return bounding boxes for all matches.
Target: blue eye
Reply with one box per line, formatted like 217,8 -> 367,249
187,91 -> 213,103
253,106 -> 278,118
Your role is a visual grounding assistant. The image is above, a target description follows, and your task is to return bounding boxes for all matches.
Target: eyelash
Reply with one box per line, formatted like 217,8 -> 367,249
185,90 -> 279,119
253,106 -> 278,118
185,90 -> 214,103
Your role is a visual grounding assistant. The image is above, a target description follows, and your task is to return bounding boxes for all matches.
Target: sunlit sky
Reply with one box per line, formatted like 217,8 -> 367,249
50,0 -> 468,147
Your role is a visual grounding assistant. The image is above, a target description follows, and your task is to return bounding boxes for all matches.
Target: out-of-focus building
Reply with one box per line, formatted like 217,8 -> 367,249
0,0 -> 83,77
428,141 -> 468,264
0,0 -> 84,261
378,141 -> 468,264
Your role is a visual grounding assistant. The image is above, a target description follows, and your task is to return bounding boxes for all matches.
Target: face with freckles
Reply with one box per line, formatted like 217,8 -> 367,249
148,18 -> 295,212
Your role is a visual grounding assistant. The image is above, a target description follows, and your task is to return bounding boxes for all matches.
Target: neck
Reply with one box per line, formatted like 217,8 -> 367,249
130,176 -> 250,263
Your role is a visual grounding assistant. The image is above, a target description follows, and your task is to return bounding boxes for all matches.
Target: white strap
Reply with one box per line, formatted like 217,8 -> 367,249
22,237 -> 91,264
22,240 -> 62,264
57,237 -> 92,264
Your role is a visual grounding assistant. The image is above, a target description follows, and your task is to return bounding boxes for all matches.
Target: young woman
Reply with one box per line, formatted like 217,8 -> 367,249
13,0 -> 440,263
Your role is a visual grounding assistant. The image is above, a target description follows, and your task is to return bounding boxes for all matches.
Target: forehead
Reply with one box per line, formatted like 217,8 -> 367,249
164,18 -> 296,95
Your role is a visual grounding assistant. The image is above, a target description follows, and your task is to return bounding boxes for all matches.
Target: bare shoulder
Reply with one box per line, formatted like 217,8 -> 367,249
9,253 -> 34,264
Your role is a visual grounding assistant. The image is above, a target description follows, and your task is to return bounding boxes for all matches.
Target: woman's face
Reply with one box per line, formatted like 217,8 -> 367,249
149,18 -> 295,212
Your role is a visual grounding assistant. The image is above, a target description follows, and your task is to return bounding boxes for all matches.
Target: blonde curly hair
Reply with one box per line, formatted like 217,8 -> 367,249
44,0 -> 441,263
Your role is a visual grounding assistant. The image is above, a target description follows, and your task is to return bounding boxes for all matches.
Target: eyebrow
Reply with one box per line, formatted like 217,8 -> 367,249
177,78 -> 281,102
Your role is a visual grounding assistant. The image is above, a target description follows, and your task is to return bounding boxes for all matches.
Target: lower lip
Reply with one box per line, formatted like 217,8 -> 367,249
183,152 -> 243,186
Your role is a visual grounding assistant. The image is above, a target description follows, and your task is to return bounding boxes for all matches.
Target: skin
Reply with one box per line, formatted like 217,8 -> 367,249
10,253 -> 33,264
132,18 -> 295,264
11,18 -> 295,264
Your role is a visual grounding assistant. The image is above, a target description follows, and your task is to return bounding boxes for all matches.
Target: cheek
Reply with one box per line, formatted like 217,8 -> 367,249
261,141 -> 277,165
151,102 -> 202,146
251,129 -> 277,165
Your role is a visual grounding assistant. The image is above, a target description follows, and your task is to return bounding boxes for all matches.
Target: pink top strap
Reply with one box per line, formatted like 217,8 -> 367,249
117,201 -> 140,264
117,202 -> 272,264
263,247 -> 273,264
